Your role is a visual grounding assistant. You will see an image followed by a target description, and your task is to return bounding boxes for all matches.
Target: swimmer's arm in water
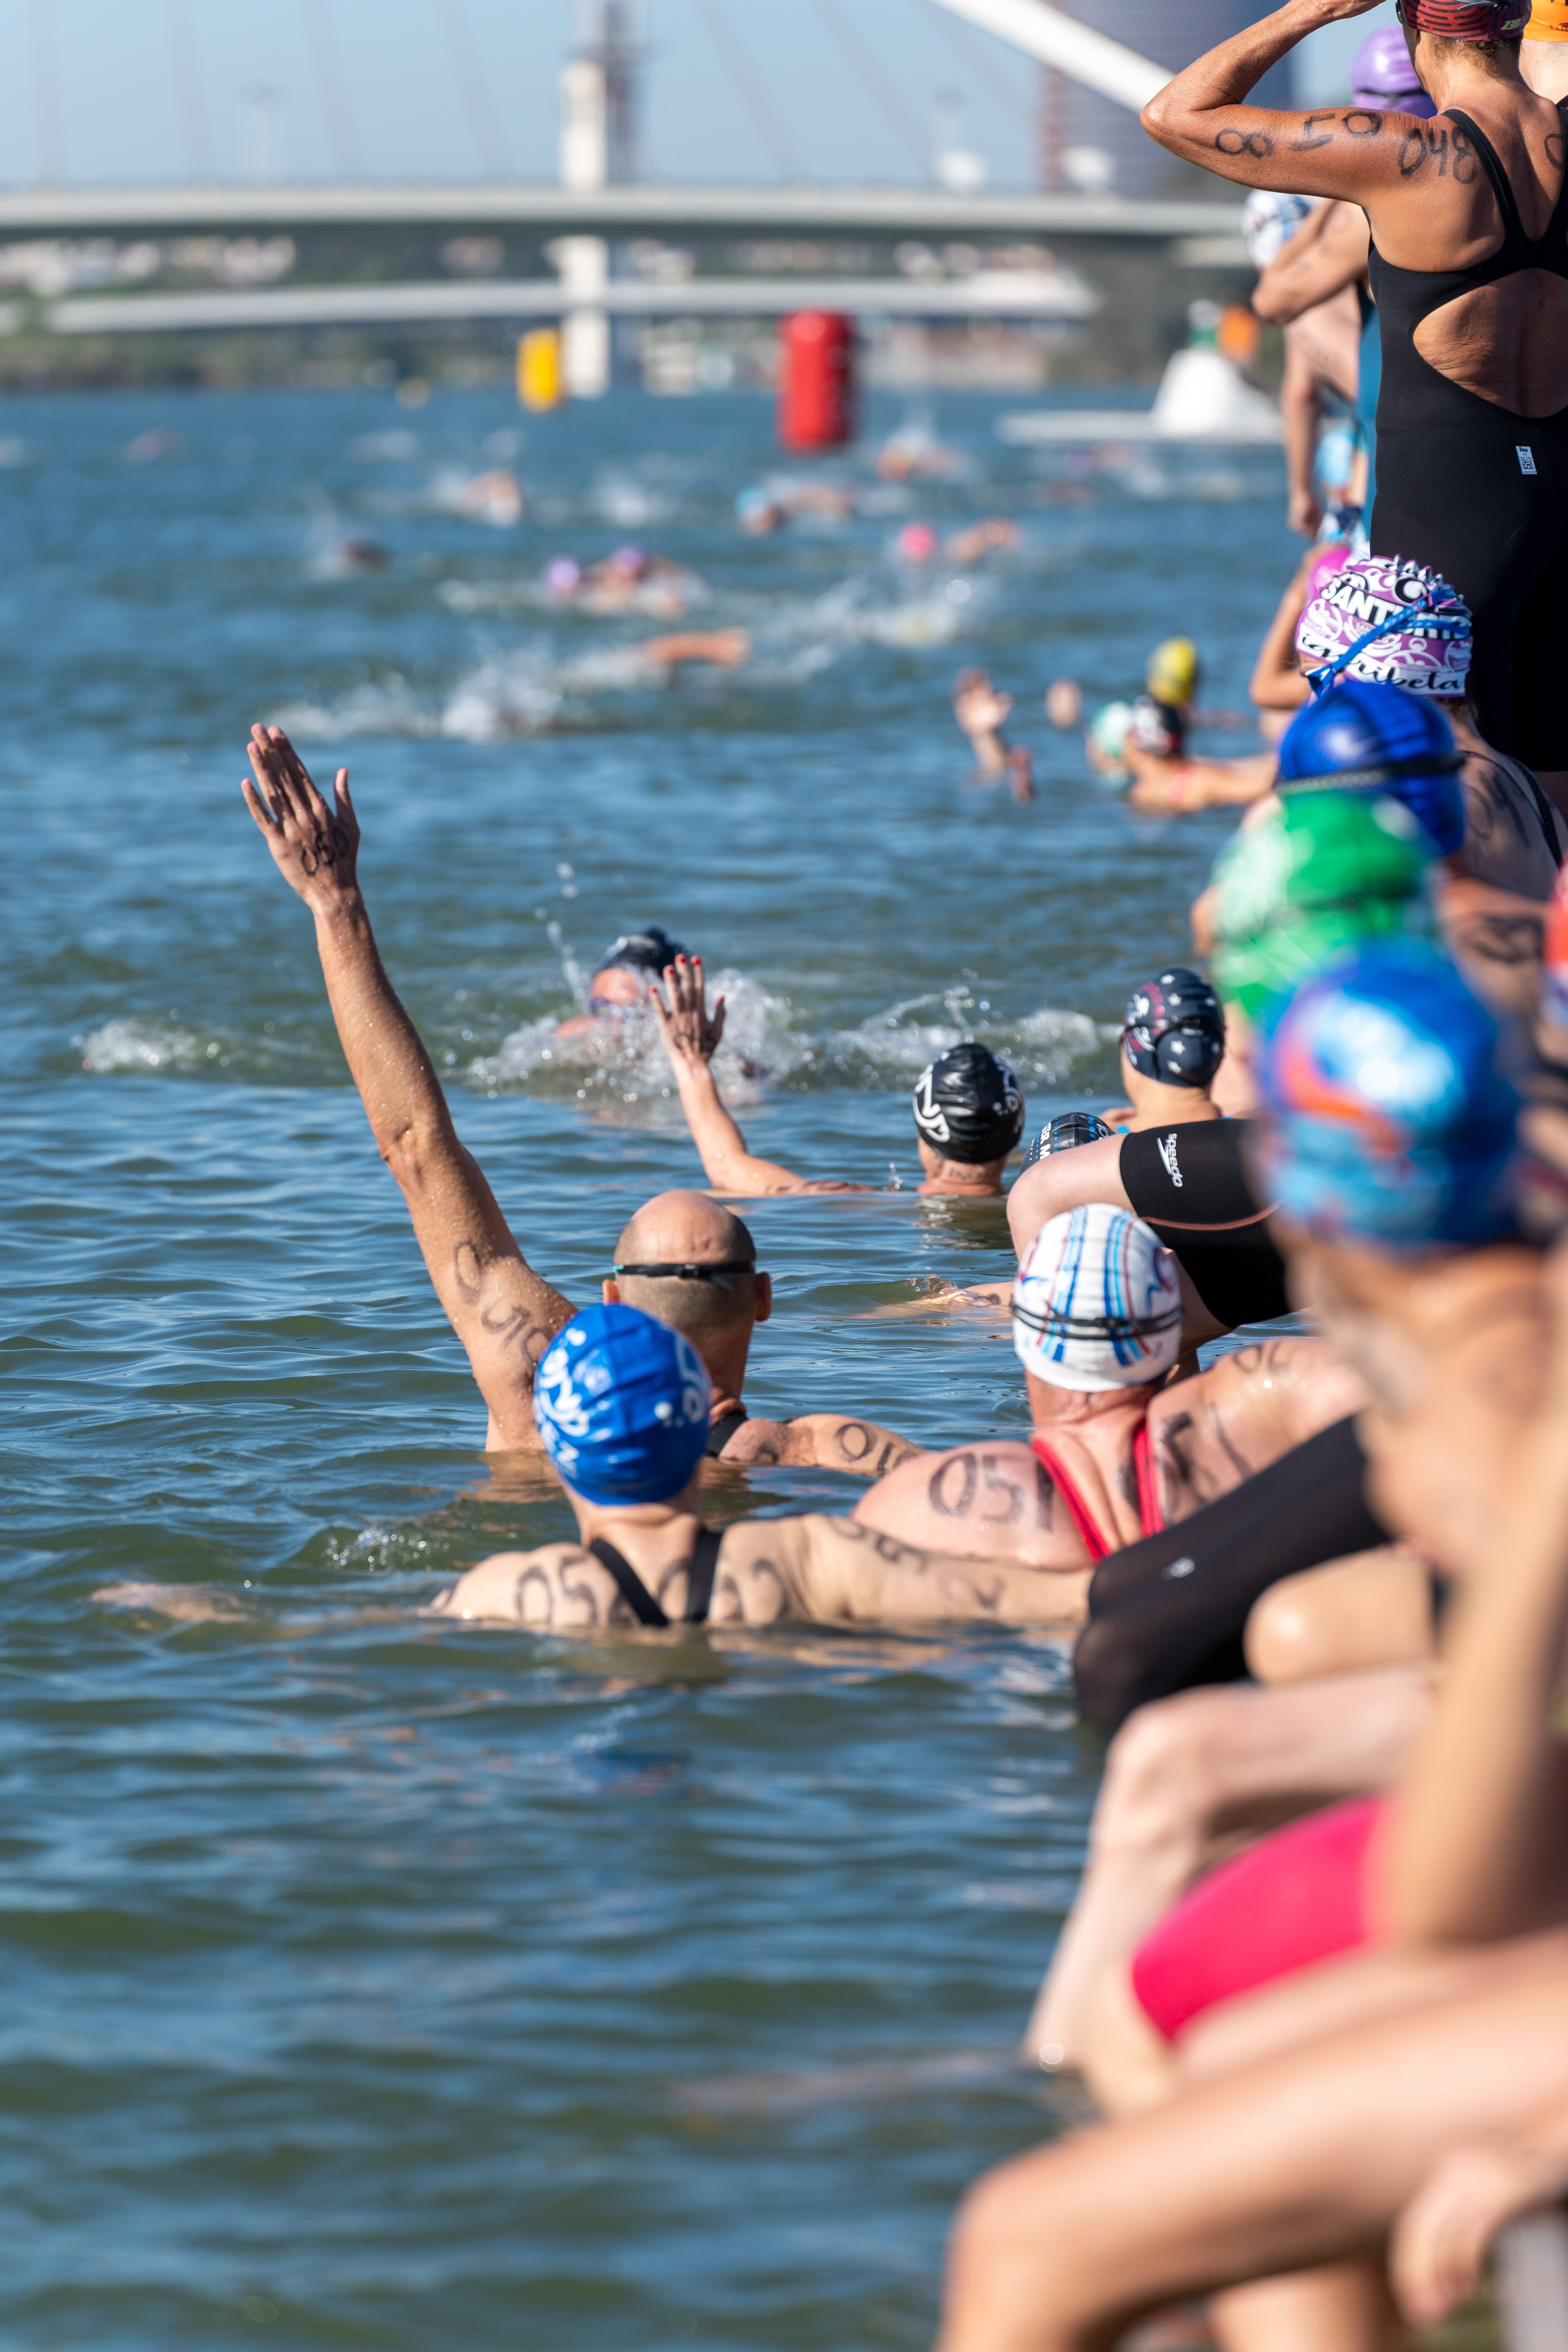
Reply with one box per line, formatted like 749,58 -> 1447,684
1142,1 -> 1431,209
633,629 -> 750,670
718,1413 -> 924,1477
793,1512 -> 1087,1627
650,954 -> 870,1196
242,725 -> 573,1447
1126,748 -> 1277,814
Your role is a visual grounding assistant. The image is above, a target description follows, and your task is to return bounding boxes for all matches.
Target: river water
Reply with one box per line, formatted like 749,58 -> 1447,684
1,385 -> 1296,2349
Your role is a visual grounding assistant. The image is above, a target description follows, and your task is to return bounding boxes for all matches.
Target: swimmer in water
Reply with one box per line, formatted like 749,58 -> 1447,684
849,1203 -> 1363,1582
950,670 -> 1034,801
1007,968 -> 1294,1334
552,926 -> 689,1044
735,482 -> 855,534
651,955 -> 1024,1199
944,518 -> 1021,566
433,1302 -> 1088,1632
240,727 -> 918,1478
630,629 -> 750,672
576,544 -> 692,619
1088,638 -> 1278,813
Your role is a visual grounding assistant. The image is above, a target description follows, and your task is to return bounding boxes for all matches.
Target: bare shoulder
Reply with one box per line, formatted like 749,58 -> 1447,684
431,1543 -> 621,1630
1176,1333 -> 1364,1429
851,1436 -> 1084,1567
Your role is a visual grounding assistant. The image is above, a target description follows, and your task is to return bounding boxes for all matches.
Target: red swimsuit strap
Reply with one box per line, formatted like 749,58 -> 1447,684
1134,1420 -> 1164,1540
1030,1435 -> 1112,1564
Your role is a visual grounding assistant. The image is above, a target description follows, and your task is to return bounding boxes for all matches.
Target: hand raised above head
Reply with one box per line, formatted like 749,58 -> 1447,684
952,667 -> 1012,738
241,723 -> 361,910
649,953 -> 726,1073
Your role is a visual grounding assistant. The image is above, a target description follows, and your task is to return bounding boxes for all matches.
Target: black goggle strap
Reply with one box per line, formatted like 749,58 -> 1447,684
1278,748 -> 1463,794
612,1259 -> 756,1287
1012,1297 -> 1184,1345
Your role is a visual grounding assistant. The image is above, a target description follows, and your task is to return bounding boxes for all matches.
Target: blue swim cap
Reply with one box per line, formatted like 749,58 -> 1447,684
1257,940 -> 1520,1250
534,1304 -> 712,1506
1277,680 -> 1465,858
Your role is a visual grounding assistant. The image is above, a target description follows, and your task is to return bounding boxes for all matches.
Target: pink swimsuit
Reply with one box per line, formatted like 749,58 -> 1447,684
1130,1795 -> 1386,2043
1031,1422 -> 1163,1565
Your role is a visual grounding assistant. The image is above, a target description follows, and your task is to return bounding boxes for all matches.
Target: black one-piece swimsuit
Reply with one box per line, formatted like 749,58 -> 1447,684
1369,99 -> 1568,770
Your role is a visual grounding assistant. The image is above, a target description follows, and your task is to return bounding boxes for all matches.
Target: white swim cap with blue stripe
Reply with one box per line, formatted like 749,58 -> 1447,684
1013,1205 -> 1183,1393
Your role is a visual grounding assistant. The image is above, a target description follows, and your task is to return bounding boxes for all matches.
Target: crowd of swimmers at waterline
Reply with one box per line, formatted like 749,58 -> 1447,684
222,0 -> 1568,2340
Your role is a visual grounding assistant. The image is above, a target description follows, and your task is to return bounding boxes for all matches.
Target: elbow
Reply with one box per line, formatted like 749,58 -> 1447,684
1140,87 -> 1178,149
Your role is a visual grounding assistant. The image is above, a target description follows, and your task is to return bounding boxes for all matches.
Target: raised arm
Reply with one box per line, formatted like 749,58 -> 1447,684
1142,0 -> 1420,202
650,954 -> 867,1196
1006,1131 -> 1131,1260
241,725 -> 573,1447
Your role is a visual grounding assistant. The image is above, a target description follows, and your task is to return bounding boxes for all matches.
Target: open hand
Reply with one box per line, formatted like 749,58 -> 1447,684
952,667 -> 1012,739
1390,2137 -> 1568,2326
649,953 -> 725,1075
242,724 -> 360,911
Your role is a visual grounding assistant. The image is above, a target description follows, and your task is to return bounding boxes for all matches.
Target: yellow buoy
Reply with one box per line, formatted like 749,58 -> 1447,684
518,328 -> 564,411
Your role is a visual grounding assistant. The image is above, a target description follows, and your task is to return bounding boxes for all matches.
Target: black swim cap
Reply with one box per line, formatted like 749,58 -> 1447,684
593,925 -> 688,980
1122,968 -> 1225,1090
912,1043 -> 1025,1165
1021,1111 -> 1113,1170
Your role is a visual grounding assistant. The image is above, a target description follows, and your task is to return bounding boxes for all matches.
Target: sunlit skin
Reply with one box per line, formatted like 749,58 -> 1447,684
240,725 -> 915,1477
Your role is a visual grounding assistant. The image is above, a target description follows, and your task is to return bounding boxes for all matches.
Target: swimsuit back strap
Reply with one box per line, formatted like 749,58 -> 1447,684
1133,1420 -> 1164,1540
1444,109 -> 1528,251
587,1537 -> 671,1628
706,1406 -> 749,1459
683,1527 -> 723,1623
1030,1435 -> 1111,1565
1521,764 -> 1565,865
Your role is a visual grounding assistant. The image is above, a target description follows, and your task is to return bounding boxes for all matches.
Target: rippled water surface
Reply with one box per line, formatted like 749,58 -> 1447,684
0,384 -> 1295,2349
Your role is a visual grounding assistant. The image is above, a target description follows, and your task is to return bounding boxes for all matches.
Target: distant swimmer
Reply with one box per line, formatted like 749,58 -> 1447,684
552,925 -> 688,1044
652,954 -> 1025,1199
434,1302 -> 1085,1632
850,1204 -> 1362,1574
1007,970 -> 1290,1335
736,482 -> 854,534
543,545 -> 695,619
240,728 -> 917,1476
951,669 -> 1035,801
945,518 -> 1021,566
633,630 -> 751,672
1087,638 -> 1276,813
455,469 -> 523,528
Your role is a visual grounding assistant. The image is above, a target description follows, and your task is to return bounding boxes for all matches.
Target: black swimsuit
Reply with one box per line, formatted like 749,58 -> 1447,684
587,1529 -> 724,1627
706,1408 -> 749,1459
1369,100 -> 1568,769
1119,1121 -> 1291,1330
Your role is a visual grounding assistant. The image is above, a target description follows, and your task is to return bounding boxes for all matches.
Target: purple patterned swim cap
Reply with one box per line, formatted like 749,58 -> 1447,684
1351,26 -> 1437,115
1296,556 -> 1472,698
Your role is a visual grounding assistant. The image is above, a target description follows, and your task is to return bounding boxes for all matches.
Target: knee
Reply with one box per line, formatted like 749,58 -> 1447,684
1093,1691 -> 1230,1865
943,2154 -> 1077,2352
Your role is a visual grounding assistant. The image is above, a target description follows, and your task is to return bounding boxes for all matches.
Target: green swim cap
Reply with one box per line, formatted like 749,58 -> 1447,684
1211,791 -> 1439,1021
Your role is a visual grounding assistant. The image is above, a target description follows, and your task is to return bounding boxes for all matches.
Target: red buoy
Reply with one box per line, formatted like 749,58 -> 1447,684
778,310 -> 855,451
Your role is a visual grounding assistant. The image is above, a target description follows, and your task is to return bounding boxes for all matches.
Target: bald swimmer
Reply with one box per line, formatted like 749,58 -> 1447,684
241,724 -> 918,1477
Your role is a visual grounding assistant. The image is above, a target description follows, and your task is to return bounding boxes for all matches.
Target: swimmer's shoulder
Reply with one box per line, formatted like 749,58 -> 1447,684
432,1542 -> 615,1629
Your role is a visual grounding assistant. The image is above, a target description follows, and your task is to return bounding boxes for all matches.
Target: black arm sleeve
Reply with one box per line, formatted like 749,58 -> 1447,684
1072,1415 -> 1391,1731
